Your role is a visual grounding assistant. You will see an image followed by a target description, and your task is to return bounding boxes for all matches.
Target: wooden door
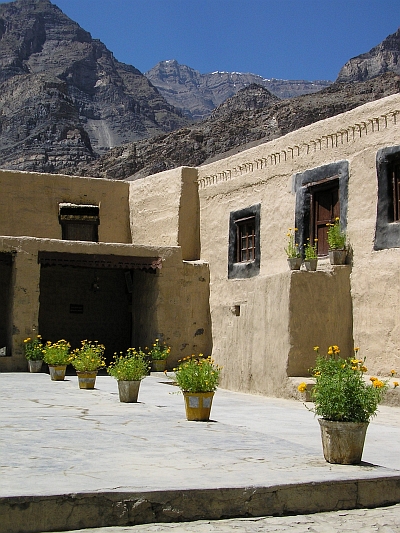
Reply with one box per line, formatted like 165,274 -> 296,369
311,182 -> 339,255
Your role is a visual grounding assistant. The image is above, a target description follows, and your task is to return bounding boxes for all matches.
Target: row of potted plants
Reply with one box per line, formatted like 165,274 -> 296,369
23,334 -> 222,421
285,218 -> 347,270
24,334 -> 396,463
297,345 -> 398,465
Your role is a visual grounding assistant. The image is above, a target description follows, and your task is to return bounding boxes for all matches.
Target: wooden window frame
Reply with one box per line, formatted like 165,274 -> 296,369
309,178 -> 340,256
228,204 -> 260,279
59,204 -> 99,242
235,216 -> 256,263
390,160 -> 400,222
375,146 -> 400,250
293,161 -> 348,258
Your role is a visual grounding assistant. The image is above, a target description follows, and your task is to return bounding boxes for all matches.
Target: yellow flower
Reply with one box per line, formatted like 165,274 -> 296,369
313,346 -> 319,351
373,379 -> 384,388
391,369 -> 397,376
297,382 -> 307,393
354,347 -> 359,352
370,376 -> 377,382
394,382 -> 399,388
361,366 -> 368,373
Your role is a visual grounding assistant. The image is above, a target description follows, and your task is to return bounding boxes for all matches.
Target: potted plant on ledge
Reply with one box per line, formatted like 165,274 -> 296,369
148,338 -> 171,372
23,334 -> 44,373
107,348 -> 150,402
42,339 -> 72,381
304,238 -> 318,271
71,340 -> 106,389
285,227 -> 302,270
306,345 -> 388,464
327,217 -> 347,265
174,355 -> 222,421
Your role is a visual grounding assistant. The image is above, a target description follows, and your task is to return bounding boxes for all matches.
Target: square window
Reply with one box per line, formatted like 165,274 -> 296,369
59,204 -> 99,242
235,216 -> 256,262
375,146 -> 400,250
228,205 -> 260,279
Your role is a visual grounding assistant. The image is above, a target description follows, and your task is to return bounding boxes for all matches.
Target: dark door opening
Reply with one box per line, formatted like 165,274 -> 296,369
0,254 -> 13,355
39,265 -> 132,365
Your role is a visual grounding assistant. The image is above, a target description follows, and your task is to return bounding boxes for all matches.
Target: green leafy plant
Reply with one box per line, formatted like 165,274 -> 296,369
107,348 -> 150,381
285,228 -> 301,258
308,345 -> 388,422
148,338 -> 171,360
42,339 -> 72,366
327,218 -> 346,250
304,238 -> 318,260
174,355 -> 222,393
71,340 -> 106,372
23,334 -> 43,361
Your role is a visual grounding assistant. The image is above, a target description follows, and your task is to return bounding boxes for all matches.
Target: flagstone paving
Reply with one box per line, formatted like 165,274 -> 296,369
1,372 -> 400,533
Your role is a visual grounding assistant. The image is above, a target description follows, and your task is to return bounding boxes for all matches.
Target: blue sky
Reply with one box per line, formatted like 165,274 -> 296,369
20,1 -> 400,81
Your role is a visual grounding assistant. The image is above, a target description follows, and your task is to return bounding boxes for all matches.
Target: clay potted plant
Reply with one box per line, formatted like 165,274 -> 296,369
327,217 -> 347,264
303,238 -> 318,271
71,340 -> 106,389
285,228 -> 302,270
42,339 -> 72,381
23,334 -> 44,373
173,354 -> 222,421
303,345 -> 388,464
148,337 -> 171,372
107,348 -> 150,402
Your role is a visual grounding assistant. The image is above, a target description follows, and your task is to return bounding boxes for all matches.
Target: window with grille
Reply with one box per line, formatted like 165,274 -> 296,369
390,161 -> 400,222
228,204 -> 260,279
375,147 -> 400,250
235,216 -> 256,262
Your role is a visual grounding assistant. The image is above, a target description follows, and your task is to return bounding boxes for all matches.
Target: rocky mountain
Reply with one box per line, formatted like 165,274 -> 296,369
79,72 -> 400,181
146,60 -> 332,120
0,0 -> 188,173
337,27 -> 400,82
0,1 -> 399,180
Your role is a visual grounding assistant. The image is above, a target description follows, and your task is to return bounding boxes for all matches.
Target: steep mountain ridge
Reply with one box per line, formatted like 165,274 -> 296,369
337,27 -> 400,82
0,1 -> 398,179
0,0 -> 188,173
79,73 -> 400,181
146,59 -> 332,119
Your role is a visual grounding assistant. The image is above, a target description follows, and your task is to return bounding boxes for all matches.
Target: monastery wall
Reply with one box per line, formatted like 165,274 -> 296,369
0,170 -> 132,243
197,93 -> 400,394
128,167 -> 200,260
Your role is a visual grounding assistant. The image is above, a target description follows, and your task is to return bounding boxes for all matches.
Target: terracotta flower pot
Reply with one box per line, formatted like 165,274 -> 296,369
117,380 -> 141,402
318,419 -> 369,464
48,365 -> 67,381
287,257 -> 302,270
183,391 -> 215,421
76,370 -> 98,389
151,359 -> 167,372
304,258 -> 318,271
28,359 -> 43,373
329,249 -> 347,265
